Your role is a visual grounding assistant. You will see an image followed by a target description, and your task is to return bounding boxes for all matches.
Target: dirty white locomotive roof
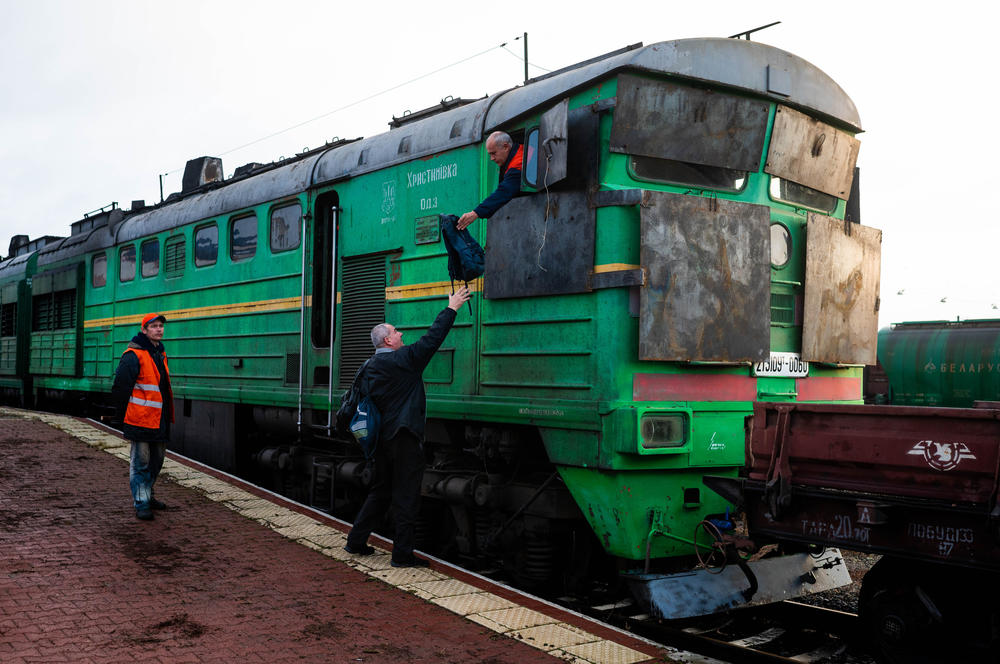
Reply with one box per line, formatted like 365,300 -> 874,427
51,38 -> 862,253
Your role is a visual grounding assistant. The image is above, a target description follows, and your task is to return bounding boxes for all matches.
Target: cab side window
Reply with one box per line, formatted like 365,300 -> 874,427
92,253 -> 107,288
195,224 -> 218,267
120,246 -> 136,282
231,215 -> 257,261
270,203 -> 301,253
141,239 -> 159,278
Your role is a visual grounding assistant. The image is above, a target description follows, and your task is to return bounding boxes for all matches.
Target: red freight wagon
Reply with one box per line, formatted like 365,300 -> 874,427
706,402 -> 1000,663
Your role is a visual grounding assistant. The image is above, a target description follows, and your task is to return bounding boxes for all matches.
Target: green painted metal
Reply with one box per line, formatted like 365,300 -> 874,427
878,321 -> 1000,407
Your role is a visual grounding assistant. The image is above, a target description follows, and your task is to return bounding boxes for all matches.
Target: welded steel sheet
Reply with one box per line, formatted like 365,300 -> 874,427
802,213 -> 881,365
625,551 -> 850,619
610,74 -> 769,172
765,105 -> 860,199
639,192 -> 770,362
537,98 -> 568,186
483,190 -> 594,299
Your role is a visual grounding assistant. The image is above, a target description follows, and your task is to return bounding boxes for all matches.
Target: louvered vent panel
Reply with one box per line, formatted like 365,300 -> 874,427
285,353 -> 300,384
54,290 -> 76,329
33,295 -> 52,331
1,303 -> 16,337
165,239 -> 186,276
770,292 -> 795,325
338,255 -> 386,387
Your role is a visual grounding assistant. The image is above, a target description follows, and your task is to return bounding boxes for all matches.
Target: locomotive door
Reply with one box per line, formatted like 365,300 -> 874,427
310,190 -> 339,390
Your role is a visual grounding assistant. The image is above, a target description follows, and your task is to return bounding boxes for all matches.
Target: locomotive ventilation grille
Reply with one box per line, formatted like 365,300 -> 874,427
770,292 -> 795,325
32,291 -> 76,331
337,254 -> 387,388
165,238 -> 186,277
0,303 -> 15,337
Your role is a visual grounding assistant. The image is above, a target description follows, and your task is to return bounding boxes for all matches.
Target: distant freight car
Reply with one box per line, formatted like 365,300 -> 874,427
873,319 -> 1000,407
0,37 -> 878,618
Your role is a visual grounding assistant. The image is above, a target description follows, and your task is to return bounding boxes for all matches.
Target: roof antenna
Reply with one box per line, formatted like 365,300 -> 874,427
729,21 -> 781,40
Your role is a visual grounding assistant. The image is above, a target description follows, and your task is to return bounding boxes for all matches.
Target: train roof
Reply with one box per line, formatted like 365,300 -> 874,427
110,37 -> 860,244
0,250 -> 36,280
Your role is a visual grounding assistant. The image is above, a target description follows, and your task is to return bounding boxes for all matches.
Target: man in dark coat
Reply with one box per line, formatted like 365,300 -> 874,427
111,313 -> 174,521
345,286 -> 470,567
456,131 -> 523,230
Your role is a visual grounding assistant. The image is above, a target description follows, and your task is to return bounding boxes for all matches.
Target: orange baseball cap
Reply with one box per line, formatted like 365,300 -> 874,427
141,313 -> 167,328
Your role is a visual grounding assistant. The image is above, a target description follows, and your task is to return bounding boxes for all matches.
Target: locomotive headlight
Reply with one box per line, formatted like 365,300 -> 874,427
640,413 -> 687,449
770,224 -> 791,268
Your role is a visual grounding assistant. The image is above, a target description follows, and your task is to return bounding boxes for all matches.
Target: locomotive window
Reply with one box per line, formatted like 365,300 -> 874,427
630,156 -> 747,192
770,224 -> 791,268
92,253 -> 107,288
523,127 -> 539,187
141,239 -> 159,278
769,177 -> 837,213
231,215 -> 257,262
119,245 -> 136,282
270,203 -> 301,253
194,224 -> 218,267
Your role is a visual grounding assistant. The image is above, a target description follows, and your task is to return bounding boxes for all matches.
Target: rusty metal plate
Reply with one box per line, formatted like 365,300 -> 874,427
802,214 -> 881,365
765,106 -> 860,199
639,192 -> 770,362
483,190 -> 594,299
537,98 -> 568,187
610,74 -> 769,173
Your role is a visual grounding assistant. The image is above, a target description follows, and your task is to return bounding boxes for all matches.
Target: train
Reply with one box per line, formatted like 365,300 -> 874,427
867,319 -> 1000,407
706,400 -> 1000,663
0,37 -> 878,617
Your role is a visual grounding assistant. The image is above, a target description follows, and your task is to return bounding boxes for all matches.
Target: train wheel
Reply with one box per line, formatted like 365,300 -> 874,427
859,558 -> 1000,663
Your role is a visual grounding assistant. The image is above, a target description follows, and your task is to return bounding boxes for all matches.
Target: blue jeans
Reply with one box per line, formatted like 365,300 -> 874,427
130,441 -> 166,510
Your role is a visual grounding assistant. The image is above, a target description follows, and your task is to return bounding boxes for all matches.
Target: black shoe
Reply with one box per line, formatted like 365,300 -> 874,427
344,543 -> 375,555
390,557 -> 429,568
136,507 -> 154,521
150,499 -> 168,510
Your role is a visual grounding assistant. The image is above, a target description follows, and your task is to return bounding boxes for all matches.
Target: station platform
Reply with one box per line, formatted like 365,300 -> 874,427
0,408 -> 673,663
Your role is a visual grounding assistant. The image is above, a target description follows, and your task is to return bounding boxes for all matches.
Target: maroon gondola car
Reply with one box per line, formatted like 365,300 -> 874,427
706,402 -> 1000,663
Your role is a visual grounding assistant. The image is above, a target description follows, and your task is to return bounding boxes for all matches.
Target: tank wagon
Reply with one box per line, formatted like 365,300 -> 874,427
870,319 -> 1000,407
0,38 -> 879,616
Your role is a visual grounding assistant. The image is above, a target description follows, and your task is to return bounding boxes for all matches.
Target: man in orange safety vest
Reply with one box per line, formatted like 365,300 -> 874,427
111,313 -> 174,521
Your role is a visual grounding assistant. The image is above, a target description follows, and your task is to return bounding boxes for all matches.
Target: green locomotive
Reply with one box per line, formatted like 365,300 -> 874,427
0,38 -> 880,616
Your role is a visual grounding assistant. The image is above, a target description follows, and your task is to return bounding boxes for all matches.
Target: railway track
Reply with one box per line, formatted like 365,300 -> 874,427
207,439 -> 883,664
572,596 -> 877,664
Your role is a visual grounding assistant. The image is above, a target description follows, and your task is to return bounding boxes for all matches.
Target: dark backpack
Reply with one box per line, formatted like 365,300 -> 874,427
335,359 -> 380,459
440,214 -> 485,285
349,392 -> 380,460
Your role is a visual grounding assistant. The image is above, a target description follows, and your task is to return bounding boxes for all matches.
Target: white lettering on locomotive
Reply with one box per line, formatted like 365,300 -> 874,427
406,163 -> 458,188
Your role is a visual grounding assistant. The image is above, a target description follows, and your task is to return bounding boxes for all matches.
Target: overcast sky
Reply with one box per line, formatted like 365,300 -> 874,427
1,1 -> 995,328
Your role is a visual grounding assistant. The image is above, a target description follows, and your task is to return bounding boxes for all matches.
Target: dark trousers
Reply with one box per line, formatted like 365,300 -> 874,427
346,430 -> 425,562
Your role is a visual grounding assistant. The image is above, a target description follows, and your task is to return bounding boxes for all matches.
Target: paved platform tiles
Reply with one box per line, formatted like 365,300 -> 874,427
0,408 -> 676,663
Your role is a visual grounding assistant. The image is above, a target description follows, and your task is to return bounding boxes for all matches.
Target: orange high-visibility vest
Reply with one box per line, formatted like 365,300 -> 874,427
503,144 -> 523,177
122,348 -> 173,428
